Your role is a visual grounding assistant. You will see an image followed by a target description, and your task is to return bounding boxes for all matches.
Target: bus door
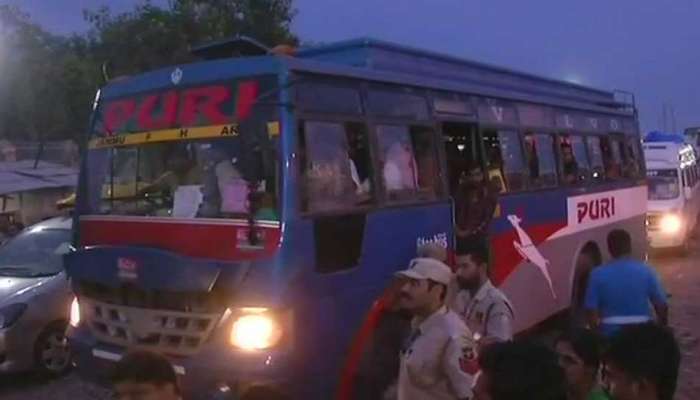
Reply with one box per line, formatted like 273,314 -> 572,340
441,122 -> 481,196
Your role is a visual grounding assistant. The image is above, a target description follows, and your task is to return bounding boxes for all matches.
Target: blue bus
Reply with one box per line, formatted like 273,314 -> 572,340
66,38 -> 646,399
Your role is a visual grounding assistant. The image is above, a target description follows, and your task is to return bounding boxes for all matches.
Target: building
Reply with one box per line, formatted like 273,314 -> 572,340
0,160 -> 78,228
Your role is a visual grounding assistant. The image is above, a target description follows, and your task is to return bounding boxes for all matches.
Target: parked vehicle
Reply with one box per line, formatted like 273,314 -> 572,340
0,216 -> 73,375
644,132 -> 700,251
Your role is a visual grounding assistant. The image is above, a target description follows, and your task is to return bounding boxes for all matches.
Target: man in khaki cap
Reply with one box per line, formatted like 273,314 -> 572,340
395,258 -> 477,400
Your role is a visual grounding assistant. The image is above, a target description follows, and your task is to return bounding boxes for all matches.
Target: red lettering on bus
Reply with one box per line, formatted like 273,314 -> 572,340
577,202 -> 588,223
104,99 -> 136,135
600,198 -> 610,218
180,86 -> 231,127
137,90 -> 179,130
236,80 -> 259,120
576,196 -> 617,224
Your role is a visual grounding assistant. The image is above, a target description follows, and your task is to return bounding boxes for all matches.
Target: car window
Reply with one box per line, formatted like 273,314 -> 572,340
0,229 -> 71,277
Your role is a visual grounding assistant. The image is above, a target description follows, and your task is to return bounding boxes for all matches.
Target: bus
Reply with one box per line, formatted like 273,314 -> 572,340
65,37 -> 646,399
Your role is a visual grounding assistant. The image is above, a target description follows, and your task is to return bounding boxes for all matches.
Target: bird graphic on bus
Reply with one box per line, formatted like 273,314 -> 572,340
507,214 -> 557,299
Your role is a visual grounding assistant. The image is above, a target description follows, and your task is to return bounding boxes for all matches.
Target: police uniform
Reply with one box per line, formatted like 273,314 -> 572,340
398,306 -> 477,400
453,280 -> 514,342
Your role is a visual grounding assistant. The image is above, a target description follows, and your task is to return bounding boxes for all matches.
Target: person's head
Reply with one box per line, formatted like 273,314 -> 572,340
455,243 -> 489,291
562,145 -> 575,162
111,351 -> 181,400
396,258 -> 452,316
474,340 -> 567,400
166,146 -> 194,175
603,324 -> 680,400
555,329 -> 603,394
607,229 -> 632,259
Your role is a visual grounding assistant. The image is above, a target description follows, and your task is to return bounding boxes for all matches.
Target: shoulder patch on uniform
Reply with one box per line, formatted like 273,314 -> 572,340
457,334 -> 479,375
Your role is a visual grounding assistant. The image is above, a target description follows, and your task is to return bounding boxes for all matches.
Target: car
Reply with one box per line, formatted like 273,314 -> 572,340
0,216 -> 74,376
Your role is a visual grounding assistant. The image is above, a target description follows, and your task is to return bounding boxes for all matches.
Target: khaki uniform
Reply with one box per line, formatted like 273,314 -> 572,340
452,280 -> 514,342
398,306 -> 477,400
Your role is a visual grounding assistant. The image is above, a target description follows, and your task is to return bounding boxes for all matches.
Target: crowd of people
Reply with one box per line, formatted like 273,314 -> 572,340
386,228 -> 679,400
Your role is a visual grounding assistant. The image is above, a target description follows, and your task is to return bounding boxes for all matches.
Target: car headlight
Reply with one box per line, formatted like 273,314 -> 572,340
660,214 -> 682,234
230,308 -> 284,351
69,297 -> 80,328
0,303 -> 27,329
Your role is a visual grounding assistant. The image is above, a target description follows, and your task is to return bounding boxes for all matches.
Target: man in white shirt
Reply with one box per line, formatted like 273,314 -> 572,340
395,258 -> 477,400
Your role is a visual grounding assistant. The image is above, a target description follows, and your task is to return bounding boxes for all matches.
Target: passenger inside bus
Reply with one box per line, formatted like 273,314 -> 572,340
601,137 -> 622,179
137,145 -> 201,196
455,163 -> 497,250
561,144 -> 579,185
560,134 -> 591,184
383,139 -> 417,192
301,121 -> 361,211
347,123 -> 372,195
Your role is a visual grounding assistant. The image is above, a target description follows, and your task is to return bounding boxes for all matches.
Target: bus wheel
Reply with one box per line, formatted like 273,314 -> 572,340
570,245 -> 601,329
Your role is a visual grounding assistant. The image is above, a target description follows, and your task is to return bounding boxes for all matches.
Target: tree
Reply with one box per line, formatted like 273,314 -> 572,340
84,0 -> 298,77
0,0 -> 299,142
0,6 -> 99,142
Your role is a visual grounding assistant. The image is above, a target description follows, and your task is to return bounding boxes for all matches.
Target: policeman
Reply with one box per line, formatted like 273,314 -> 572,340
395,258 -> 477,400
452,243 -> 514,344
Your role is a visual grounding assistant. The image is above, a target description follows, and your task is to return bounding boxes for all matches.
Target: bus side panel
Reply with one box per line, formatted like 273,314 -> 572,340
286,202 -> 452,398
489,184 -> 647,332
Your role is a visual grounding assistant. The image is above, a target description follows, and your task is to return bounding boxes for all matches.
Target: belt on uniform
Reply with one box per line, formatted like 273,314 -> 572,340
601,315 -> 652,325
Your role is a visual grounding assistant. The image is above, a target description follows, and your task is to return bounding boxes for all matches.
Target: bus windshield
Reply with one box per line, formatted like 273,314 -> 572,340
647,169 -> 679,200
84,76 -> 280,220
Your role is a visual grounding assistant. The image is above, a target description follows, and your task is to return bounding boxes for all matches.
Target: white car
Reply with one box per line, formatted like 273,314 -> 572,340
0,217 -> 74,375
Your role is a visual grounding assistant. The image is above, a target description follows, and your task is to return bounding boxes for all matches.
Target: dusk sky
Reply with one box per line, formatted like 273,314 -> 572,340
7,0 -> 700,132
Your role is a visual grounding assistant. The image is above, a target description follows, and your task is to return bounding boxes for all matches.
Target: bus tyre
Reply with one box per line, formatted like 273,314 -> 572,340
570,246 -> 600,329
33,321 -> 72,378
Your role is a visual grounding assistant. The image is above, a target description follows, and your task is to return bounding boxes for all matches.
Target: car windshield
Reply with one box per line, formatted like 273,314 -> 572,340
647,169 -> 680,200
0,228 -> 71,277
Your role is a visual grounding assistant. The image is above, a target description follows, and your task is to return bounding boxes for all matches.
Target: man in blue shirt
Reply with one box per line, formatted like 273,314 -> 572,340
584,229 -> 668,337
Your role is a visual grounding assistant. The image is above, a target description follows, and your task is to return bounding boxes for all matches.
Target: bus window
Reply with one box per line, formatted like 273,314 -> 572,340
376,124 -> 439,201
623,138 -> 643,179
443,122 -> 480,195
524,133 -> 558,188
586,136 -> 605,181
600,136 -> 622,179
300,121 -> 373,213
559,134 -> 590,185
483,129 -> 527,192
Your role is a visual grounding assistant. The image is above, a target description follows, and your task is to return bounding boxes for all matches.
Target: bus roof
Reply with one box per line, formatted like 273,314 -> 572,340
100,37 -> 634,117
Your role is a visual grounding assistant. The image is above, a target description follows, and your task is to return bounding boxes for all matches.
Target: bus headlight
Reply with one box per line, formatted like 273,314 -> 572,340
69,297 -> 81,328
660,214 -> 682,234
230,309 -> 284,351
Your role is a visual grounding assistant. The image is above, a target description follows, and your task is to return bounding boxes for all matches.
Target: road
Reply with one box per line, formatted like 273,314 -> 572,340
0,245 -> 698,399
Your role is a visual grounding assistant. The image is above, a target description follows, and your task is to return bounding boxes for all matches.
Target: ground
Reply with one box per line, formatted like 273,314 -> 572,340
0,245 -> 698,399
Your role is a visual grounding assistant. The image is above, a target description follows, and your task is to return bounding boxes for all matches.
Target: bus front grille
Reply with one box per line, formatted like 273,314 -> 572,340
82,299 -> 221,356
